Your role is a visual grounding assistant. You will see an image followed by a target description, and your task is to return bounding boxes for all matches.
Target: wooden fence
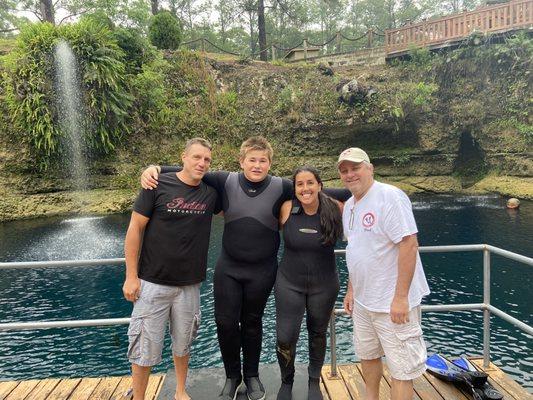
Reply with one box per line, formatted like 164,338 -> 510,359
385,0 -> 533,55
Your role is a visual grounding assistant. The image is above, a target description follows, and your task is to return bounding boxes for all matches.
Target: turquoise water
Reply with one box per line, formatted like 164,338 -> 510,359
0,194 -> 531,390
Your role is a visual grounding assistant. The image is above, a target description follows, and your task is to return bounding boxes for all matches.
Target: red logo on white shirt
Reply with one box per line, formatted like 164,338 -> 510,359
362,212 -> 375,228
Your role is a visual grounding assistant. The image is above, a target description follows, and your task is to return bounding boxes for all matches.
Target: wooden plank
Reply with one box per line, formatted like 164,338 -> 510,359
319,379 -> 330,400
4,380 -> 40,400
355,363 -> 391,400
87,377 -> 122,400
110,376 -> 133,400
423,372 -> 469,400
144,375 -> 163,400
47,378 -> 81,400
68,378 -> 101,400
504,6 -> 508,26
321,365 -> 352,400
0,381 -> 19,400
338,364 -> 365,399
152,378 -> 164,400
470,359 -> 533,400
381,364 -> 422,400
26,378 -> 61,400
412,374 -> 444,400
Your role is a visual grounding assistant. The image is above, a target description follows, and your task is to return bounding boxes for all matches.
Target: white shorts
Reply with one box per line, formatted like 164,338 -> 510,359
352,302 -> 427,380
127,280 -> 201,367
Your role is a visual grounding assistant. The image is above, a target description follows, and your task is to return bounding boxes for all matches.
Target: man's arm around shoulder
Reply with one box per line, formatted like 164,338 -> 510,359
123,211 -> 150,302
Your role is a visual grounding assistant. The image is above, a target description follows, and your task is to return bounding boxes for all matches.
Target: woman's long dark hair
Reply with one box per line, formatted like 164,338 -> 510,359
292,166 -> 343,246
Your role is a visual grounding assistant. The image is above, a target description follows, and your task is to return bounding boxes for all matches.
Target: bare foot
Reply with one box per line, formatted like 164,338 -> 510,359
175,392 -> 191,400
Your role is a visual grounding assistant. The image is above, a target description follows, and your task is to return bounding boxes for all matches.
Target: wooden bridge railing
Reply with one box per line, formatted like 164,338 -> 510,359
385,0 -> 533,55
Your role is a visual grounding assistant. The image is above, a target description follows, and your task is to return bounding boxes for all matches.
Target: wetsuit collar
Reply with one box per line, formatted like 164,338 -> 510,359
239,172 -> 271,195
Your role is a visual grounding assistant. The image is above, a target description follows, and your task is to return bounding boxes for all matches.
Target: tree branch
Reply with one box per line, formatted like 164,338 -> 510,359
29,9 -> 44,22
58,10 -> 87,25
275,0 -> 300,23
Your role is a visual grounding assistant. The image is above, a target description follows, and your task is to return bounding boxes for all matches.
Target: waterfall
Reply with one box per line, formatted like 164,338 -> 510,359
53,40 -> 88,192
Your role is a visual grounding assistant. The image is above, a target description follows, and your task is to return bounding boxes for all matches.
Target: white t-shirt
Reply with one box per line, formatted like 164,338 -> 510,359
343,181 -> 430,312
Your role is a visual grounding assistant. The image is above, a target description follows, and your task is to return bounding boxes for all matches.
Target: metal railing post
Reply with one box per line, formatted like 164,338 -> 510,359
329,312 -> 337,377
483,247 -> 491,368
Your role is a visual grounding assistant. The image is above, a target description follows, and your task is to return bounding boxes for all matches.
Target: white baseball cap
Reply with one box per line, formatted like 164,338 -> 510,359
337,147 -> 370,166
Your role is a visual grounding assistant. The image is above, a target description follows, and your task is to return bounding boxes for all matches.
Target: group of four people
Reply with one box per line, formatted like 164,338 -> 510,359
123,136 -> 430,400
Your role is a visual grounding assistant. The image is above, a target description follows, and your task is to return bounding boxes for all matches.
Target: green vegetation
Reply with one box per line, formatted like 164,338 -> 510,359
148,11 -> 182,50
3,21 -> 132,171
113,27 -> 156,74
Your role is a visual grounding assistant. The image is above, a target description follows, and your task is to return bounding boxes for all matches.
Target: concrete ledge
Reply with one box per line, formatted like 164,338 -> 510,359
157,364 -> 310,399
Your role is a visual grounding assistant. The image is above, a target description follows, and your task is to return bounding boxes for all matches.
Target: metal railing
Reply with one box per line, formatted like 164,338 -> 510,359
328,244 -> 533,377
1,244 -> 532,377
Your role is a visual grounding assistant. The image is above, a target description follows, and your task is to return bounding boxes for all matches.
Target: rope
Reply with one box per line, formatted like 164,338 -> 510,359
249,47 -> 270,57
203,38 -> 243,56
273,41 -> 304,52
181,38 -> 203,46
180,30 -> 383,59
339,31 -> 369,42
307,34 -> 337,47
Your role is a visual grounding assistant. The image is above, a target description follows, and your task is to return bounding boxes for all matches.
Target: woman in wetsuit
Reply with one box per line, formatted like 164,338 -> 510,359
275,167 -> 343,400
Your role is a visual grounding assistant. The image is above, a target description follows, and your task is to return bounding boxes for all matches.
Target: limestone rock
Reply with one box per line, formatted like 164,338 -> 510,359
337,78 -> 375,105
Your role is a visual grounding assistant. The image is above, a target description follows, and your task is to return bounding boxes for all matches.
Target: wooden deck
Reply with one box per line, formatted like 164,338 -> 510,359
385,0 -> 533,56
0,359 -> 530,399
0,375 -> 163,400
320,359 -> 532,400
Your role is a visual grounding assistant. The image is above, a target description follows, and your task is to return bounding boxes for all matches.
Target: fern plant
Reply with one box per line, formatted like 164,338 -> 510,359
3,20 -> 132,171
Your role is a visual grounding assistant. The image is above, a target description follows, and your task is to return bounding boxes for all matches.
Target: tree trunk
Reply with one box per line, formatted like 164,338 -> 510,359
40,0 -> 54,24
151,0 -> 159,15
257,0 -> 267,61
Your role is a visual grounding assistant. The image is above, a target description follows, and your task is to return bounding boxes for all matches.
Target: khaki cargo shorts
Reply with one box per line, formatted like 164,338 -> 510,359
127,280 -> 201,367
352,301 -> 427,380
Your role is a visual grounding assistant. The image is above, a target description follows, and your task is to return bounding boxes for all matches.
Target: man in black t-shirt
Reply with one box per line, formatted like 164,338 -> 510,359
123,138 -> 219,400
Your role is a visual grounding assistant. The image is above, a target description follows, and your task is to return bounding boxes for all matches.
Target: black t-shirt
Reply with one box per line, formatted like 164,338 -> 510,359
133,172 -> 220,286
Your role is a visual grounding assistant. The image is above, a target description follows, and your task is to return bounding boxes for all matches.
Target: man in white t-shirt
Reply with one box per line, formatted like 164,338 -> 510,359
338,147 -> 430,400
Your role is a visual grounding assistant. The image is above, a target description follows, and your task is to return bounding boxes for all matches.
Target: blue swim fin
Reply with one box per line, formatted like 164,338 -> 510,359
426,354 -> 468,382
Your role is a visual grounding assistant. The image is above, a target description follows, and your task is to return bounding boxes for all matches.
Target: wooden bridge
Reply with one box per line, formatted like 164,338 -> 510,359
385,0 -> 533,57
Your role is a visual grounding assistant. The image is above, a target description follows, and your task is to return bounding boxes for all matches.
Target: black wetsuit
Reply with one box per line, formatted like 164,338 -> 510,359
213,172 -> 291,379
275,203 -> 340,384
161,168 -> 292,379
160,167 -> 349,380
